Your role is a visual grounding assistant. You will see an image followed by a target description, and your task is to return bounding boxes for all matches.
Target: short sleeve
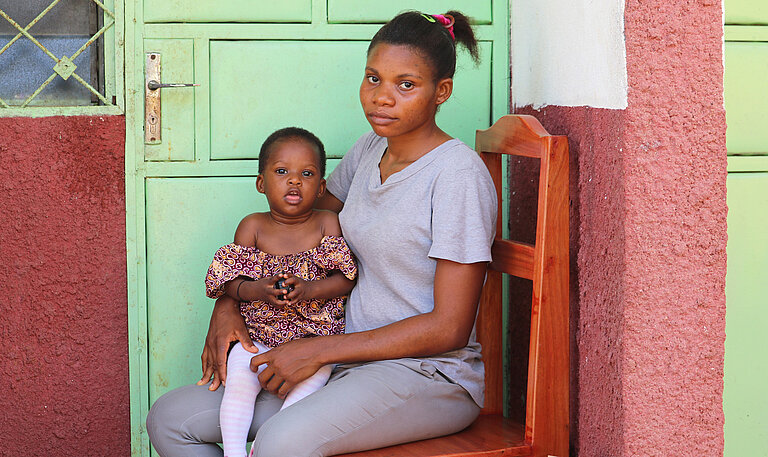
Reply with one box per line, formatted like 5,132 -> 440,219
326,132 -> 381,202
205,244 -> 263,298
313,236 -> 358,280
428,165 -> 497,264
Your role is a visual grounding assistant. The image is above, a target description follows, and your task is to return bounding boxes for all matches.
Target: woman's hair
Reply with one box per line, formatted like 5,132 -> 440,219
258,127 -> 327,177
368,10 -> 479,80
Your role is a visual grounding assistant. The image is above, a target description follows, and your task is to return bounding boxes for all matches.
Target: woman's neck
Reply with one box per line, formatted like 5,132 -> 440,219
385,124 -> 452,163
379,124 -> 452,184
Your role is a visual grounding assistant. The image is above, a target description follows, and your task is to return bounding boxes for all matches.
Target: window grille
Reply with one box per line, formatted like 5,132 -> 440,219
0,0 -> 118,108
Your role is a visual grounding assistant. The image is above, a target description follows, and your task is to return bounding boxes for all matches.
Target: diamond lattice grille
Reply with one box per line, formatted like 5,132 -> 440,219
0,0 -> 115,107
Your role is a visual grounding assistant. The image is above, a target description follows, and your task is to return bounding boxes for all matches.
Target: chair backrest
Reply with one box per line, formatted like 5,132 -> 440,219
474,115 -> 570,456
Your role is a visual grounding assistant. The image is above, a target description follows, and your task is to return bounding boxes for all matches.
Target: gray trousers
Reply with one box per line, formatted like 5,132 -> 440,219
146,359 -> 480,457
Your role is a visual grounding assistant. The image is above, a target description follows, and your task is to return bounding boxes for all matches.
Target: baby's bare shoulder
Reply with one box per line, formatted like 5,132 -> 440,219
313,209 -> 342,237
234,212 -> 269,246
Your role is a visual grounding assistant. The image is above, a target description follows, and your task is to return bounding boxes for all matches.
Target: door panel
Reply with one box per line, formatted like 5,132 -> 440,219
724,42 -> 768,155
145,165 -> 339,400
328,0 -> 492,24
210,41 -> 492,160
210,41 -> 371,160
724,0 -> 768,25
143,39 -> 196,161
144,0 -> 312,23
724,170 -> 768,457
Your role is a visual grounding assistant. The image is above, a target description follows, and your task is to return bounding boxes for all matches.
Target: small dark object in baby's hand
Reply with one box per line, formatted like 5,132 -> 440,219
274,277 -> 294,301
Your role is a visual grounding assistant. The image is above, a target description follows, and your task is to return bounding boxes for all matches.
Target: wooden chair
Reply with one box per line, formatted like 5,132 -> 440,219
342,115 -> 570,457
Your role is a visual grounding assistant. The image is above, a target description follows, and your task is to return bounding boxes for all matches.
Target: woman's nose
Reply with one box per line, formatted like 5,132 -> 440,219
373,86 -> 394,106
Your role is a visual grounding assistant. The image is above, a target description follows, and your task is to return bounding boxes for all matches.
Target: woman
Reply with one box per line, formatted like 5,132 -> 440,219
147,10 -> 497,457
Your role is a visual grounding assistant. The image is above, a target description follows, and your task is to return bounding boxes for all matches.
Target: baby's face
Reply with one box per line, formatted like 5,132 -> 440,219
256,140 -> 325,219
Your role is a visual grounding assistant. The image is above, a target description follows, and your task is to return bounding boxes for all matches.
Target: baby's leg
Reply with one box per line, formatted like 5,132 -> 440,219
220,341 -> 270,457
280,364 -> 334,410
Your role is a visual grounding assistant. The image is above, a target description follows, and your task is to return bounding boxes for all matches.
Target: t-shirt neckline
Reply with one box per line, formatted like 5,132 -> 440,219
371,138 -> 460,188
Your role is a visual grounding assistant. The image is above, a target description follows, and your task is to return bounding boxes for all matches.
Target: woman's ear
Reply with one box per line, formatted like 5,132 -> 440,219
435,78 -> 453,106
256,175 -> 265,194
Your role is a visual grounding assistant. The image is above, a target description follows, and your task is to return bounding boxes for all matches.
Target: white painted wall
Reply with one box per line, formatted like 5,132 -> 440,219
511,0 -> 628,109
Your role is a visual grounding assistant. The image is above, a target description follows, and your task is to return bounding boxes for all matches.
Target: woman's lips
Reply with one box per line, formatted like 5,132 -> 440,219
368,112 -> 397,126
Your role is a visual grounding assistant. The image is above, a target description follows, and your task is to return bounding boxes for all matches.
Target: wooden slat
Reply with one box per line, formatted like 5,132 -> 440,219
475,115 -> 549,159
524,135 -> 570,456
489,239 -> 535,280
477,269 -> 503,415
339,416 -> 530,457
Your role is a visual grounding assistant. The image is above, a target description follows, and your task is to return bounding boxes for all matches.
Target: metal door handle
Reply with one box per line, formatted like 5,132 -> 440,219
147,80 -> 199,90
145,52 -> 200,144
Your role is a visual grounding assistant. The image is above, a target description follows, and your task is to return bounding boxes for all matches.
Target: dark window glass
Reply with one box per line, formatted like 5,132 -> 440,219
0,0 -> 107,106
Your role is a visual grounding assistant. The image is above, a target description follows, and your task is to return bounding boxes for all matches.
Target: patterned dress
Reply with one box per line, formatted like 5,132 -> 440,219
205,235 -> 357,348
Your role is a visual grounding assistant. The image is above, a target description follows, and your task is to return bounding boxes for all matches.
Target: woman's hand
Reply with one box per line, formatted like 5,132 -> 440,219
197,296 -> 259,391
249,337 -> 327,399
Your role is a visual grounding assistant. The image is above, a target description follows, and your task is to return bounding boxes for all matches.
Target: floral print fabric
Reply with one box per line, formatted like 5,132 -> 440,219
205,235 -> 357,347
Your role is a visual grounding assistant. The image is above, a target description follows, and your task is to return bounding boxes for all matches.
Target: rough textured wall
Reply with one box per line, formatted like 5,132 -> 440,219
513,0 -> 727,455
621,0 -> 727,454
514,106 -> 628,456
0,115 -> 129,456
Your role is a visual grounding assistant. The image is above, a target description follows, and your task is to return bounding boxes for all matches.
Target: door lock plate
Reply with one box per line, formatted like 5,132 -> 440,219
145,52 -> 161,144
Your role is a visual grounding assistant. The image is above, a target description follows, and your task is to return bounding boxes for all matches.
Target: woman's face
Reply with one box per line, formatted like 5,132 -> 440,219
359,43 -> 452,139
256,139 -> 325,220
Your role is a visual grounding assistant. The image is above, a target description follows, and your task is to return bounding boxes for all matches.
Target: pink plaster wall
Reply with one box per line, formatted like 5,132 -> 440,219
0,115 -> 129,456
515,0 -> 727,455
621,0 -> 727,454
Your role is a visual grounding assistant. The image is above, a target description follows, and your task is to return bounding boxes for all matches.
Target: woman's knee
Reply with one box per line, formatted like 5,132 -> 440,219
146,387 -> 180,443
251,413 -> 324,457
146,383 -> 225,452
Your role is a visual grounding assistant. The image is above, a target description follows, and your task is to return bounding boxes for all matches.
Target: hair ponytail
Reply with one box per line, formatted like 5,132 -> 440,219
446,10 -> 479,65
368,10 -> 480,80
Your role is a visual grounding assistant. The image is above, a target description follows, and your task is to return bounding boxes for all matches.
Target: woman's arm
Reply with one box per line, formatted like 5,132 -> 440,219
315,191 -> 344,213
251,258 -> 487,398
197,295 -> 259,390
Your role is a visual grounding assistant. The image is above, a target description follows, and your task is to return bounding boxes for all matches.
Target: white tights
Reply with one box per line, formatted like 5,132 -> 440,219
220,341 -> 333,457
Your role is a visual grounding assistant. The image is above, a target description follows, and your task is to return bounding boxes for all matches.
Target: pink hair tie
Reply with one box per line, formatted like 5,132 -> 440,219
431,14 -> 455,40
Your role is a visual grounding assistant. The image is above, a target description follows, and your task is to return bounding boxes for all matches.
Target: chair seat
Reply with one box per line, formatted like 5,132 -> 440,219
339,415 -> 531,457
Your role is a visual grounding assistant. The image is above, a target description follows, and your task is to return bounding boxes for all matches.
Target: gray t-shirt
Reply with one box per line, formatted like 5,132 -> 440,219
326,132 -> 497,407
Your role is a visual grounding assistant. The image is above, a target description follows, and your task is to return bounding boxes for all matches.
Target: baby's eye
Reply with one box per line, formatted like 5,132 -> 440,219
302,170 -> 314,177
275,168 -> 287,175
366,75 -> 379,84
399,81 -> 414,90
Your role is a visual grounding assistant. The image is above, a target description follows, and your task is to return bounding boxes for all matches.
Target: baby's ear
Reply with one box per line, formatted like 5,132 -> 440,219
255,175 -> 266,193
318,178 -> 326,197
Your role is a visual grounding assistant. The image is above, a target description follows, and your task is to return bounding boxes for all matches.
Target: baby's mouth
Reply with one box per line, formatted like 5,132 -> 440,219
284,189 -> 302,204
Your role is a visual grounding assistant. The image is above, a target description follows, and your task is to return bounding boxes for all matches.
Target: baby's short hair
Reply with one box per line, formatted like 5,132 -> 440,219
258,127 -> 327,177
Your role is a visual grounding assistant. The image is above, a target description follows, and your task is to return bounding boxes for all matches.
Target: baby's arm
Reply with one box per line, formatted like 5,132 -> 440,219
221,214 -> 288,306
283,272 -> 355,304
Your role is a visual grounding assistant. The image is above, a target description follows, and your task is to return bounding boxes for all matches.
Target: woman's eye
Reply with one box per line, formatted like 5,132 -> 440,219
302,170 -> 314,177
366,75 -> 379,84
399,81 -> 414,90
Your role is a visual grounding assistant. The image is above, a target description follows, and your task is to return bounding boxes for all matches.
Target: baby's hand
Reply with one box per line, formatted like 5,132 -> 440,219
258,274 -> 291,307
281,273 -> 314,305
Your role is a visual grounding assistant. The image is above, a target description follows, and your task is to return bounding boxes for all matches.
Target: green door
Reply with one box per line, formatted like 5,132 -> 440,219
124,1 -> 510,455
723,1 -> 768,454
